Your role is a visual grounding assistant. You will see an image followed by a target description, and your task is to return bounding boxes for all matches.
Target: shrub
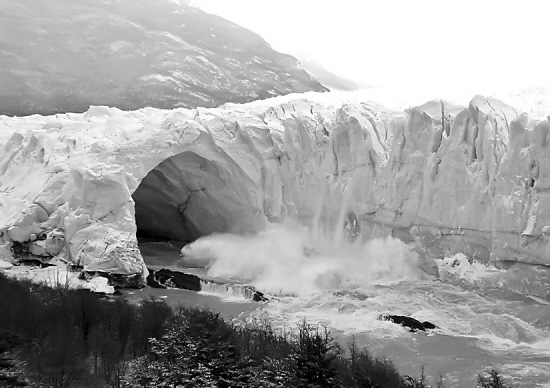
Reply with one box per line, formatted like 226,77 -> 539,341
289,320 -> 341,388
17,325 -> 89,388
130,297 -> 172,357
126,307 -> 258,387
338,338 -> 404,388
477,370 -> 512,388
0,273 -> 172,387
233,313 -> 293,363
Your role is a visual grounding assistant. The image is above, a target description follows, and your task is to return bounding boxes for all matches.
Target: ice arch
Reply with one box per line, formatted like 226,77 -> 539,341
132,151 -> 264,243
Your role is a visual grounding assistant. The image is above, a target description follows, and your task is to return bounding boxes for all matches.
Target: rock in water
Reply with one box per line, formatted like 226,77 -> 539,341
251,290 -> 268,302
147,268 -> 201,291
147,268 -> 268,301
421,321 -> 437,330
1,94 -> 549,285
378,315 -> 437,332
199,280 -> 269,302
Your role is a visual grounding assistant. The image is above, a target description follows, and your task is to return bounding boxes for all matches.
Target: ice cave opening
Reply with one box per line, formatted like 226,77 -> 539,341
132,151 -> 257,252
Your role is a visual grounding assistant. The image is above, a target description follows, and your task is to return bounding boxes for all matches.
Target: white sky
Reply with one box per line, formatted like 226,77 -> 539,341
193,0 -> 549,91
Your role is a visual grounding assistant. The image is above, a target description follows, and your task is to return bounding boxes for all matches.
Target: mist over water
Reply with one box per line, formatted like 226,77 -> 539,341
181,222 -> 424,295
181,177 -> 429,295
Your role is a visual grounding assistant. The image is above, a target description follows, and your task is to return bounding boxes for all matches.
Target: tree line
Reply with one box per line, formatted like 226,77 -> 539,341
0,273 -> 511,387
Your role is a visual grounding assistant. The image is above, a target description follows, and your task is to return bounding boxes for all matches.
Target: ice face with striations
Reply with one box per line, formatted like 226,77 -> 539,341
0,93 -> 549,286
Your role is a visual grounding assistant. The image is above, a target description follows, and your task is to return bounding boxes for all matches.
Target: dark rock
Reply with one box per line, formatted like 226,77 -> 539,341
16,258 -> 54,268
107,273 -> 144,289
146,270 -> 166,289
148,268 -> 201,291
421,321 -> 437,330
10,240 -> 58,263
251,289 -> 268,302
147,268 -> 268,301
10,242 -> 30,258
378,314 -> 437,332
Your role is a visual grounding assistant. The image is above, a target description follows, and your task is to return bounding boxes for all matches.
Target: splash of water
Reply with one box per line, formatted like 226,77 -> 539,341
180,176 -> 428,295
437,253 -> 504,285
180,218 -> 425,296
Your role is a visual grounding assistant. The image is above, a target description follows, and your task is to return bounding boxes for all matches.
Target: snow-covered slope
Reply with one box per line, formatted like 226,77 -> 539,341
291,52 -> 365,91
1,94 -> 549,285
0,0 -> 326,117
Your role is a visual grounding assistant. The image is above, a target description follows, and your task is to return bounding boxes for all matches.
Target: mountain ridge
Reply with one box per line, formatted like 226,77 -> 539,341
0,0 -> 327,116
291,51 -> 369,91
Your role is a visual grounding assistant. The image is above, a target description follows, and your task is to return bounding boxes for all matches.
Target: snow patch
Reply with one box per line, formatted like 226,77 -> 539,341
3,264 -> 115,294
0,259 -> 14,270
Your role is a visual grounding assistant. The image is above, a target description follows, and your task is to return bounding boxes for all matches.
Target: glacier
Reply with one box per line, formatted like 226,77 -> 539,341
1,93 -> 549,287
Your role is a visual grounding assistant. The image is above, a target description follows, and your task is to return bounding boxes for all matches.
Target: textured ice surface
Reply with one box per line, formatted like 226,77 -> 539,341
1,93 -> 550,283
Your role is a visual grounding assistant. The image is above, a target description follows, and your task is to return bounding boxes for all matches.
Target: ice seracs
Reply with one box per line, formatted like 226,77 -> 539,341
1,94 -> 549,287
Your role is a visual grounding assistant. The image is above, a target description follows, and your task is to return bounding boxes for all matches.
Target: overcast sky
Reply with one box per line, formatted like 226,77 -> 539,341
194,0 -> 549,91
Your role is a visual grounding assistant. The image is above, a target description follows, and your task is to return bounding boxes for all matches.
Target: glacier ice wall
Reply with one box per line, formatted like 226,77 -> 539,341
1,95 -> 549,284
